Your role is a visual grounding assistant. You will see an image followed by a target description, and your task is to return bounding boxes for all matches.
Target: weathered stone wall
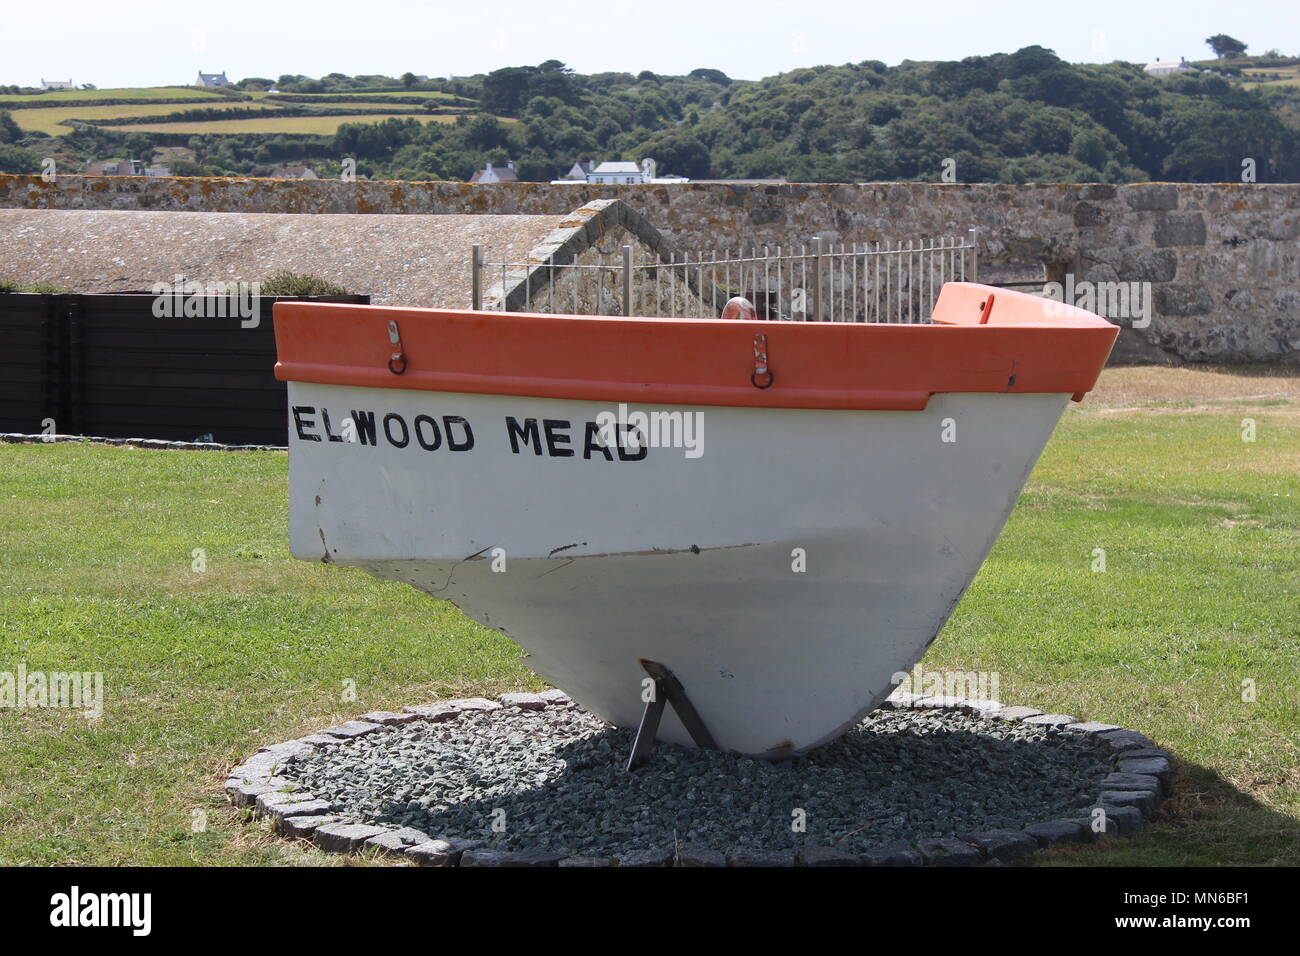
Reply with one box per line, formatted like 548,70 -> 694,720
483,222 -> 714,318
2,175 -> 1296,363
479,200 -> 717,317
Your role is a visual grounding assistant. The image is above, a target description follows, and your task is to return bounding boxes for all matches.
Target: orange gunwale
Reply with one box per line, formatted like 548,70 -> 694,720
273,283 -> 1118,411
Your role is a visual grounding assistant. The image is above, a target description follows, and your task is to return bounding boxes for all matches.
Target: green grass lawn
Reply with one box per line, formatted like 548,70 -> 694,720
0,87 -> 231,104
11,102 -> 283,136
0,383 -> 1296,865
99,113 -> 466,136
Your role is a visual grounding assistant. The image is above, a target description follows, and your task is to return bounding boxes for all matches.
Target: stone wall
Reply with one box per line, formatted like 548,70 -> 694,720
479,199 -> 717,317
483,221 -> 715,318
2,175 -> 1296,363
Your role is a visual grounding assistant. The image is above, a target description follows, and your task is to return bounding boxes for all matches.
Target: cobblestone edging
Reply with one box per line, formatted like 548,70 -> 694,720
226,691 -> 1171,867
1,432 -> 284,451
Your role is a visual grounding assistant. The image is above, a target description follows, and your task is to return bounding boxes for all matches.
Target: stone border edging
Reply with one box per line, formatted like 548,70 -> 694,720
2,432 -> 284,451
226,690 -> 1171,867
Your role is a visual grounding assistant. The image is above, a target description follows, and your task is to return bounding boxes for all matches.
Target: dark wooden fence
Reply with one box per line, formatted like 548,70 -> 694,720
0,292 -> 367,445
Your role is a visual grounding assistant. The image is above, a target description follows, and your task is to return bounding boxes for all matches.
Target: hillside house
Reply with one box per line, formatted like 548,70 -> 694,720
196,71 -> 230,87
1144,57 -> 1194,77
41,79 -> 74,90
85,159 -> 143,176
469,161 -> 517,184
587,160 -> 644,184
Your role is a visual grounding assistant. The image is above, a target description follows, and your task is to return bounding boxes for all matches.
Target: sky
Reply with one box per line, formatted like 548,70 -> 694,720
6,0 -> 1298,88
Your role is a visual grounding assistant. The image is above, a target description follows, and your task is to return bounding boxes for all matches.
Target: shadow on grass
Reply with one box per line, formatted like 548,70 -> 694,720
1034,757 -> 1300,867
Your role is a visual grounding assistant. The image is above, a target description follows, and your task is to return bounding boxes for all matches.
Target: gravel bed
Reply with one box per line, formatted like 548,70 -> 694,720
282,703 -> 1117,857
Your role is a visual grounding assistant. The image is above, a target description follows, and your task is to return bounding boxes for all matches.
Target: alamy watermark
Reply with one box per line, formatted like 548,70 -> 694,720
1042,274 -> 1151,328
890,665 -> 1000,709
1,663 -> 103,718
593,403 -> 704,459
50,886 -> 150,936
151,276 -> 262,328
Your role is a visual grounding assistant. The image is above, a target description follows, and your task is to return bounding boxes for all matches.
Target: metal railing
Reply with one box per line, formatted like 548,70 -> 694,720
473,229 -> 978,323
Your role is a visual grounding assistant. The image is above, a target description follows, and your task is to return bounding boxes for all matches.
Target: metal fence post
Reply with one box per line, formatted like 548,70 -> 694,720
814,236 -> 825,322
968,228 -> 978,283
622,244 -> 632,316
471,243 -> 482,311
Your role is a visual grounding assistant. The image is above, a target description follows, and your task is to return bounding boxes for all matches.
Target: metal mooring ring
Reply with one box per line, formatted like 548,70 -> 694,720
751,369 -> 774,389
388,355 -> 407,375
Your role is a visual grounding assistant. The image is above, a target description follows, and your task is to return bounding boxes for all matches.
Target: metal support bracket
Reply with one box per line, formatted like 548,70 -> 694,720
387,319 -> 406,374
751,332 -> 773,389
626,659 -> 719,771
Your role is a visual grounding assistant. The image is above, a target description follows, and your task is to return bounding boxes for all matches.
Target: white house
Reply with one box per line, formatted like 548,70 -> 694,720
587,161 -> 644,184
85,159 -> 143,176
1144,58 -> 1194,78
469,161 -> 517,184
196,71 -> 230,87
581,158 -> 690,185
41,78 -> 74,90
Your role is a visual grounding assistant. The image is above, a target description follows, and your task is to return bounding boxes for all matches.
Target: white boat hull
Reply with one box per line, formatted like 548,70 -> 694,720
287,382 -> 1070,756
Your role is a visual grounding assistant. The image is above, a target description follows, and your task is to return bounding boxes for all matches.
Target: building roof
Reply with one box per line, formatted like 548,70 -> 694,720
0,209 -> 571,307
1144,58 -> 1192,73
469,162 -> 517,183
84,159 -> 139,176
591,161 -> 641,174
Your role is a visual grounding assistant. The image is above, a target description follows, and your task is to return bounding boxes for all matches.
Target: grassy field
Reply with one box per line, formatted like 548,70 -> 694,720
1241,66 -> 1300,87
0,87 -> 229,104
3,86 -> 484,140
98,113 -> 469,135
0,366 -> 1296,866
12,102 -> 282,136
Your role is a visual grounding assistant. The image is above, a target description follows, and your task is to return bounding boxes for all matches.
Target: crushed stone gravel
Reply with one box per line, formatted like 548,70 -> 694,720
283,704 -> 1116,856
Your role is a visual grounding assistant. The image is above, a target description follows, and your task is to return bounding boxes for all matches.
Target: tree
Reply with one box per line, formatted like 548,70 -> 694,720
124,133 -> 153,159
194,54 -> 1300,186
1006,45 -> 1062,78
1069,129 -> 1111,170
0,110 -> 22,144
0,142 -> 40,174
401,72 -> 417,89
481,66 -> 538,115
634,129 -> 711,178
1206,34 -> 1247,59
688,68 -> 730,85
